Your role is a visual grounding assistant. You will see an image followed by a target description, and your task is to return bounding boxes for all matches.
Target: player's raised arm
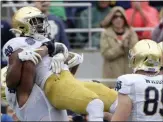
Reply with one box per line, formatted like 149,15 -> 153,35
6,49 -> 23,88
5,45 -> 48,88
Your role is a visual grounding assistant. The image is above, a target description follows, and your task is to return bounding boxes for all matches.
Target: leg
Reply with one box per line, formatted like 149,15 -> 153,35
80,81 -> 118,112
44,70 -> 104,121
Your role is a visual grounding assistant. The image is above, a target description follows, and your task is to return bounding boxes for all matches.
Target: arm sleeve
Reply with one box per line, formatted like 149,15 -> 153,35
2,39 -> 18,62
115,76 -> 134,100
2,38 -> 27,62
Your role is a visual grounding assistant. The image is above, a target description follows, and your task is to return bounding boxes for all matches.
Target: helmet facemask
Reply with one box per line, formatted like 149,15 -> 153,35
28,16 -> 50,41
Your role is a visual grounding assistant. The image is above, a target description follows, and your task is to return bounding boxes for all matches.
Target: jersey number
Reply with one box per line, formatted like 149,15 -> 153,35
143,86 -> 163,116
4,45 -> 13,56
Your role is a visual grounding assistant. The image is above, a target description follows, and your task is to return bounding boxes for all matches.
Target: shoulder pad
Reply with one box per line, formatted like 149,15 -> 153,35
2,37 -> 27,61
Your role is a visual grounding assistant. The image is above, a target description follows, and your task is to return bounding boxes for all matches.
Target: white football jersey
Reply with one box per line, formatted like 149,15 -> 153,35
116,74 -> 163,121
2,37 -> 53,88
5,84 -> 68,121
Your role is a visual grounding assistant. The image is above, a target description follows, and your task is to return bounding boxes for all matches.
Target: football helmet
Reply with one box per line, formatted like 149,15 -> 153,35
11,6 -> 49,41
129,39 -> 162,73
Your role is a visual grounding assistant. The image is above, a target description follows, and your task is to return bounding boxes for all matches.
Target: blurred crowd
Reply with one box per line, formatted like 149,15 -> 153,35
1,1 -> 163,122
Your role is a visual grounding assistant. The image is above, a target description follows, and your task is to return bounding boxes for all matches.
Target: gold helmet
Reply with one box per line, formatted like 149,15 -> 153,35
129,39 -> 162,73
11,6 -> 49,41
158,42 -> 163,68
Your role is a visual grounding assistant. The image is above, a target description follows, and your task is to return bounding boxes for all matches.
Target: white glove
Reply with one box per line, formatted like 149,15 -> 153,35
50,53 -> 65,74
55,42 -> 69,61
18,49 -> 42,65
68,52 -> 83,68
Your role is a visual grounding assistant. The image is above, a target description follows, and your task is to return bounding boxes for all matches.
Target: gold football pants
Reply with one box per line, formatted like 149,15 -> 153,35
44,71 -> 99,114
80,82 -> 117,112
44,71 -> 118,114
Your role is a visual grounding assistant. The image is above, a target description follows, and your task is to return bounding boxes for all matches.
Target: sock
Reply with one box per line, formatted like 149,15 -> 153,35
86,99 -> 104,121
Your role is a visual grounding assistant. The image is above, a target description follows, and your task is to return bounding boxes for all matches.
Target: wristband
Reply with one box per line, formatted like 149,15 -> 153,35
42,41 -> 55,56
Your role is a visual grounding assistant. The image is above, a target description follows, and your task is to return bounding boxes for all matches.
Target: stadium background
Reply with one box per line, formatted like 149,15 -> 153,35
1,1 -> 163,121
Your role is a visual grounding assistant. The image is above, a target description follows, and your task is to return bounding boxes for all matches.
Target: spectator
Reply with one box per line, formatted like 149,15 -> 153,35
1,100 -> 14,122
6,105 -> 19,121
49,0 -> 67,22
1,20 -> 15,48
100,7 -> 138,78
65,1 -> 96,48
125,1 -> 159,39
66,1 -> 96,28
152,18 -> 163,43
1,20 -> 15,68
76,1 -> 111,48
116,1 -> 131,9
1,114 -> 13,122
35,1 -> 70,49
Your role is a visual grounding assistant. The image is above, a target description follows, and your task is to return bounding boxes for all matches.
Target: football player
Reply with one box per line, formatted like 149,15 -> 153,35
158,42 -> 163,74
2,51 -> 117,120
3,6 -> 104,121
1,66 -> 68,121
111,40 -> 163,121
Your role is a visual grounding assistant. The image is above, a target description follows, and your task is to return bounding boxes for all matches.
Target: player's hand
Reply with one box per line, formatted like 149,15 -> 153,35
50,53 -> 65,74
42,41 -> 55,57
18,49 -> 42,65
54,42 -> 69,61
68,52 -> 83,68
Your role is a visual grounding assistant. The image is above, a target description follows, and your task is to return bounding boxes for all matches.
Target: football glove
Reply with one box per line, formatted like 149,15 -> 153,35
55,42 -> 69,61
68,52 -> 83,68
50,53 -> 65,74
18,49 -> 42,65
